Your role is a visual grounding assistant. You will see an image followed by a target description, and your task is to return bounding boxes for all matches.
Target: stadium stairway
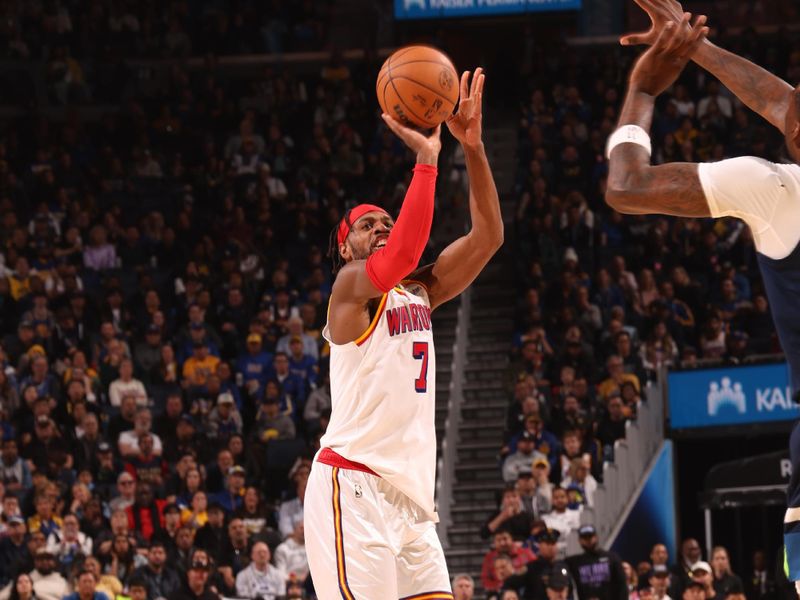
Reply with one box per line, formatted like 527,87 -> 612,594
442,115 -> 520,586
433,302 -> 460,468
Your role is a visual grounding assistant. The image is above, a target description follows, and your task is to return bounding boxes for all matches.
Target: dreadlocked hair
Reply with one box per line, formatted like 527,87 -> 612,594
327,208 -> 353,276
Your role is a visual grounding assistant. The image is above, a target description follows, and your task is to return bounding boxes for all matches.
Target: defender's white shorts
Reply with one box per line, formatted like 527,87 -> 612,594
304,459 -> 453,600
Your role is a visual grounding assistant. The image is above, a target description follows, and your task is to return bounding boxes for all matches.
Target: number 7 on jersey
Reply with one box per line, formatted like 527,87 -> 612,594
412,341 -> 429,393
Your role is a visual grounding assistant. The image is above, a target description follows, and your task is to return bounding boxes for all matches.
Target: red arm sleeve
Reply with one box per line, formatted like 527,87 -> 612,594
365,164 -> 437,293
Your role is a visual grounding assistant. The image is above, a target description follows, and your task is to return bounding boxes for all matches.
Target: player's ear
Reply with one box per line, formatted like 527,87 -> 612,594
339,242 -> 351,261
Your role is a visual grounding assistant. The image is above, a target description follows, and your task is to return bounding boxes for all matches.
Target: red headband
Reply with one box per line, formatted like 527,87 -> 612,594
337,204 -> 389,246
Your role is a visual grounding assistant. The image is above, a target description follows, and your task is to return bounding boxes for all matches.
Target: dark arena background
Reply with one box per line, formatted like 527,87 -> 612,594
0,0 -> 798,599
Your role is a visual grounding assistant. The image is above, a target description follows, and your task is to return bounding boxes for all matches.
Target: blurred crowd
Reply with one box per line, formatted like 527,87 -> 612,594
0,1 -> 445,597
458,532 -> 790,600
478,19 -> 800,600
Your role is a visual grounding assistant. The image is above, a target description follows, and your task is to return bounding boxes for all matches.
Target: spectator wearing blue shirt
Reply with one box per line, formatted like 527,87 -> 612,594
276,315 -> 319,360
62,569 -> 110,600
210,466 -> 246,515
235,334 -> 273,401
271,353 -> 306,418
287,336 -> 317,389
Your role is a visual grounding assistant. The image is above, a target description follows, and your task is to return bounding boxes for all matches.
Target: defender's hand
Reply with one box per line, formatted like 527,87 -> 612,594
446,68 -> 485,150
629,13 -> 708,97
381,114 -> 442,165
620,0 -> 690,47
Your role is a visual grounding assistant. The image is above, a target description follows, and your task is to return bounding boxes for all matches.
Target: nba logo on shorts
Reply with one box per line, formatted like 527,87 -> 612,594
354,483 -> 363,498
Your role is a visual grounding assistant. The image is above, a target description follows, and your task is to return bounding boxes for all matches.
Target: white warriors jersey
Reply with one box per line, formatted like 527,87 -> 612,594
320,281 -> 438,520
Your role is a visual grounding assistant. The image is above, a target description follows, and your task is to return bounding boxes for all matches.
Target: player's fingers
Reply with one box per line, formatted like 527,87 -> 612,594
382,113 -> 407,138
678,15 -> 707,58
652,21 -> 674,53
664,13 -> 691,53
469,67 -> 483,97
475,72 -> 485,98
459,70 -> 470,101
620,31 -> 651,46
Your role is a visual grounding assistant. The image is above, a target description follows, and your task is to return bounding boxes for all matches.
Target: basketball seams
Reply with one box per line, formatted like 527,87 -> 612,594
388,77 -> 435,128
388,76 -> 457,107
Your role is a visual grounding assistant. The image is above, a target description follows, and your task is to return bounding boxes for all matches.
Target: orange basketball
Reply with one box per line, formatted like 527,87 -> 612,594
376,45 -> 459,130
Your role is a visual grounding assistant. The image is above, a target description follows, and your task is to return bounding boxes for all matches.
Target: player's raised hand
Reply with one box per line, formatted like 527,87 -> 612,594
382,114 -> 442,166
620,0 -> 692,47
446,68 -> 485,150
629,12 -> 708,97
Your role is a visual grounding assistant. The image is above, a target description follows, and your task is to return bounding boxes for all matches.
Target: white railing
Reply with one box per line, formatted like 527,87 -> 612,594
565,379 -> 666,555
436,286 -> 471,549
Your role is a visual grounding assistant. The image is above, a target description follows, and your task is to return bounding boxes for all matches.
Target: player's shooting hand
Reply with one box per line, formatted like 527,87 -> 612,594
446,68 -> 485,150
620,0 -> 690,47
381,113 -> 442,166
629,13 -> 708,97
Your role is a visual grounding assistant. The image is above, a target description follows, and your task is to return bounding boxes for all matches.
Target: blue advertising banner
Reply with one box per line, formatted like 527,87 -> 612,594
668,362 -> 797,430
394,0 -> 581,20
611,441 -> 676,563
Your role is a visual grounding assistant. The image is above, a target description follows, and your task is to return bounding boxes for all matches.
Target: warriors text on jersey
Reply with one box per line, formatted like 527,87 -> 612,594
320,281 -> 438,520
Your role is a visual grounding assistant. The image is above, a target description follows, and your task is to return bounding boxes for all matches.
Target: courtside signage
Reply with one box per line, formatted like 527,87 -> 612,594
394,0 -> 581,19
668,362 -> 798,429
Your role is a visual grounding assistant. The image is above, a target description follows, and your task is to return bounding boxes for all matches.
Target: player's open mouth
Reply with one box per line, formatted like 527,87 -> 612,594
373,238 -> 388,250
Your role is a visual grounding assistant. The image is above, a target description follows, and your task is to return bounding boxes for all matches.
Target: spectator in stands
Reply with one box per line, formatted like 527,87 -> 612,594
277,316 -> 318,361
506,528 -> 569,600
28,548 -> 69,600
119,408 -> 162,458
481,528 -> 536,593
0,518 -> 28,587
672,539 -> 703,593
482,486 -> 535,541
6,573 -> 37,600
130,540 -> 182,600
567,525 -> 626,600
219,518 -> 250,585
126,482 -> 165,542
561,458 -> 598,507
274,522 -> 308,583
234,541 -> 284,599
543,487 -> 580,543
515,471 -> 551,519
743,550 -> 775,600
210,467 -> 245,515
452,573 -> 475,600
168,549 -> 220,600
108,359 -> 146,408
257,396 -> 296,442
709,548 -> 743,598
0,440 -> 30,493
504,432 -> 547,483
194,504 -> 226,563
690,562 -> 717,600
278,477 -> 305,540
648,565 -> 672,600
236,334 -> 273,401
45,513 -> 91,570
64,569 -> 111,600
596,394 -> 629,459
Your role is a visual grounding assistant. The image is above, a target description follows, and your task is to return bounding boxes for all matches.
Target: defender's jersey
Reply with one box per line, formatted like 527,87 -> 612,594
320,282 -> 438,519
699,156 -> 800,392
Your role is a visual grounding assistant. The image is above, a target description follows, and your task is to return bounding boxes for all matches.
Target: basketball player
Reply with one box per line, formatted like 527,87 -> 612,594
607,0 -> 800,592
304,68 -> 502,599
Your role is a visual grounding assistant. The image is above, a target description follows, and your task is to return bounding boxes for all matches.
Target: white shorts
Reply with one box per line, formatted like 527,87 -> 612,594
304,459 -> 453,600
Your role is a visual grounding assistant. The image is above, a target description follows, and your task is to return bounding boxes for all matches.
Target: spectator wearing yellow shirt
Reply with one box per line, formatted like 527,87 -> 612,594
597,354 -> 640,402
182,341 -> 220,387
180,491 -> 209,530
27,494 -> 63,538
8,257 -> 32,301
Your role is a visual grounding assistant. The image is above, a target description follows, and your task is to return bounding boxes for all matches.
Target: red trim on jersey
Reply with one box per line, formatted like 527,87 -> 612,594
318,448 -> 380,477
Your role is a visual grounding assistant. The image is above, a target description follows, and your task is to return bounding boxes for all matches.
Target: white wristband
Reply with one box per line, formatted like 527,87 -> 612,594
606,125 -> 652,159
